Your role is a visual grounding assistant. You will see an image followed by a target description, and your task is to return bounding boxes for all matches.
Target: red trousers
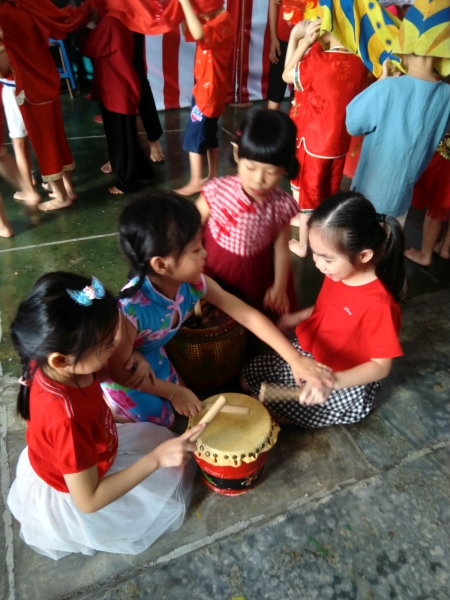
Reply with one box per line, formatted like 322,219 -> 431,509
290,141 -> 346,211
19,98 -> 74,181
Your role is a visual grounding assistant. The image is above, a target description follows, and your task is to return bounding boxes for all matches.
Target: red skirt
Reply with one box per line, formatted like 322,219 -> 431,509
203,226 -> 298,318
412,150 -> 450,221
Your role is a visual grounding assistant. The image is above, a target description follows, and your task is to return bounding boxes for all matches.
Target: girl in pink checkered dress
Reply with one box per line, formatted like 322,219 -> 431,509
196,109 -> 300,317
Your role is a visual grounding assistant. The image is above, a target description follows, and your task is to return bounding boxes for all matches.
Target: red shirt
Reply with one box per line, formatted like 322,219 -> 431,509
290,42 -> 368,158
26,369 -> 118,493
277,3 -> 294,42
296,277 -> 402,372
0,3 -> 61,104
82,16 -> 140,115
203,174 -> 298,256
185,11 -> 234,118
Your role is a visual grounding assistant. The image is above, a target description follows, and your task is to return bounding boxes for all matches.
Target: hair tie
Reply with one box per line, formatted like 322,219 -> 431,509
235,129 -> 242,139
66,276 -> 105,306
18,376 -> 30,387
376,213 -> 386,223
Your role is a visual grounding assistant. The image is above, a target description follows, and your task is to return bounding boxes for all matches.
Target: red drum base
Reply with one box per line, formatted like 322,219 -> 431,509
195,452 -> 268,496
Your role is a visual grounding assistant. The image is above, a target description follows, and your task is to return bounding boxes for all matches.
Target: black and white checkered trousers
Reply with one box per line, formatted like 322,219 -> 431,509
241,338 -> 381,428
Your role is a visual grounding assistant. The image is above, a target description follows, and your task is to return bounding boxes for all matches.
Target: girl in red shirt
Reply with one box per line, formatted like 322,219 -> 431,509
7,272 -> 204,559
242,191 -> 407,428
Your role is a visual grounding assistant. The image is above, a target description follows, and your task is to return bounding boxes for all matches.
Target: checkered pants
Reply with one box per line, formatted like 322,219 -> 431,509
241,339 -> 381,428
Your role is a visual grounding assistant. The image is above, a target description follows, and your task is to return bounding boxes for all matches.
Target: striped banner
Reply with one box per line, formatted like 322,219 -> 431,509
146,0 -> 273,110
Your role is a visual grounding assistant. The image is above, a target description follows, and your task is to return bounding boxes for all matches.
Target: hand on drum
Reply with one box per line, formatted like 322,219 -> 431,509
152,423 -> 206,468
290,355 -> 335,404
171,386 -> 203,417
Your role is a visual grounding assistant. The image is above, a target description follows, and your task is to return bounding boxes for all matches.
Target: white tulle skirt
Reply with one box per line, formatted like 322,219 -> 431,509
7,423 -> 196,560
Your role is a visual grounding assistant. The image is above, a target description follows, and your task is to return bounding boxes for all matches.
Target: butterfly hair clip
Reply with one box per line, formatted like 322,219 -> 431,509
66,276 -> 105,306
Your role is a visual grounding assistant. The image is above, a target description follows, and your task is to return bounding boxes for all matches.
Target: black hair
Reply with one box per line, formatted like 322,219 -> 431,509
118,192 -> 202,299
10,272 -> 119,420
308,192 -> 407,302
234,108 -> 300,179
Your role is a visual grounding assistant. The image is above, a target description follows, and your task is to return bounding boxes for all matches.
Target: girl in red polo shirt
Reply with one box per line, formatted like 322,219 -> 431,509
7,272 -> 204,559
242,191 -> 406,427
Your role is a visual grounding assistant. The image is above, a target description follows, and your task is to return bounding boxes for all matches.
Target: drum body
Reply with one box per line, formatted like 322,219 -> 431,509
187,393 -> 280,496
165,301 -> 247,390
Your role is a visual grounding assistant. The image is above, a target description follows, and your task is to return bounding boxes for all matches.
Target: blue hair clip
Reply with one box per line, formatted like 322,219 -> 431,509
66,276 -> 105,306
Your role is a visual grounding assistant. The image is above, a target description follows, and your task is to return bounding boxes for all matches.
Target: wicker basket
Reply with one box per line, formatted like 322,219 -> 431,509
165,301 -> 247,390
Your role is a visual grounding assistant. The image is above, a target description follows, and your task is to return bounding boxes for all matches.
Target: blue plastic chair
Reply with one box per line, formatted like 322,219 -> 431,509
49,38 -> 76,97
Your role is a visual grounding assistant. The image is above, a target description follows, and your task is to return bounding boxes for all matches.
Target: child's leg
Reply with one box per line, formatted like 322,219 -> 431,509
0,192 -> 13,238
11,137 -> 35,200
405,212 -> 443,266
437,221 -> 450,259
289,211 -> 311,258
206,147 -> 219,180
39,176 -> 72,211
175,100 -> 211,196
132,32 -> 165,163
0,150 -> 40,223
175,152 -> 206,196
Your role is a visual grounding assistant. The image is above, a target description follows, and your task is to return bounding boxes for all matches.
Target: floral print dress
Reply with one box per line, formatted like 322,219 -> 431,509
102,276 -> 206,426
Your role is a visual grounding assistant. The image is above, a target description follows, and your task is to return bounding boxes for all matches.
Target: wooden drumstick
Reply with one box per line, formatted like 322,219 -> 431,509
202,402 -> 249,415
189,395 -> 227,442
259,382 -> 302,403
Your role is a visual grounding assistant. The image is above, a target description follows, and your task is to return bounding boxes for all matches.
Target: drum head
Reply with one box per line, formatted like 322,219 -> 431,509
188,393 -> 279,466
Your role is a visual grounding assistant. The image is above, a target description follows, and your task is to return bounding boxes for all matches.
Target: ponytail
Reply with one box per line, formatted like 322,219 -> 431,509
17,359 -> 33,421
375,216 -> 407,302
309,192 -> 407,302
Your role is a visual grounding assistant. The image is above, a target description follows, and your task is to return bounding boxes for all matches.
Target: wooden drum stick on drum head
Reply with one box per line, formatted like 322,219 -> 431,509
189,395 -> 227,442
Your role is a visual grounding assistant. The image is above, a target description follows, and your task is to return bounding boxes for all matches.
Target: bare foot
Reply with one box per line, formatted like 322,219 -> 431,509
0,224 -> 14,238
109,186 -> 124,195
404,247 -> 432,267
175,179 -> 207,196
38,197 -> 72,212
48,191 -> 77,201
101,161 -> 112,174
433,245 -> 450,260
149,141 -> 165,162
93,114 -> 103,124
289,239 -> 308,258
290,214 -> 300,227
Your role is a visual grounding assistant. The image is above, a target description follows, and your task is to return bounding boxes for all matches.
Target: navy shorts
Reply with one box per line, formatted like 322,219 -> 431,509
183,99 -> 219,155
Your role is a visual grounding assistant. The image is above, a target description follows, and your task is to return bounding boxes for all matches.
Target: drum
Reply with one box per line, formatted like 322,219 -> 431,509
187,393 -> 280,496
165,301 -> 247,390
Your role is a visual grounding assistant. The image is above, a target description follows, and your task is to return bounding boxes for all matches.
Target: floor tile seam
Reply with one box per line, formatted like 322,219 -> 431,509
46,439 -> 450,600
0,232 -> 118,254
58,475 -> 380,600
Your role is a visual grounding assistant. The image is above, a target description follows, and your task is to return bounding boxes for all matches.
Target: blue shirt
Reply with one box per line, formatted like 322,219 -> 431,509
346,77 -> 450,217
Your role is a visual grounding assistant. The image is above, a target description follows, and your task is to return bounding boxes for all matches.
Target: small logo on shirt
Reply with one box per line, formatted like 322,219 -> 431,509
343,307 -> 352,315
191,105 -> 204,122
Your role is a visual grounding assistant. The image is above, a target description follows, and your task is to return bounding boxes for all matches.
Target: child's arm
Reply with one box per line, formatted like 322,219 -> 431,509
107,314 -> 203,416
64,423 -> 206,513
195,193 -> 211,225
283,19 -> 320,83
263,224 -> 291,315
178,0 -> 204,40
334,358 -> 392,390
204,276 -> 334,400
268,0 -> 281,64
277,306 -> 314,334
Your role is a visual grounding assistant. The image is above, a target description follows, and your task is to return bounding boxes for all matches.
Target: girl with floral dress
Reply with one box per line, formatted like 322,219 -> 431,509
102,192 -> 335,426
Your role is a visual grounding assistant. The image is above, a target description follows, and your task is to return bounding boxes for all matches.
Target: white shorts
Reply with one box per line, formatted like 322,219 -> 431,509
2,84 -> 27,138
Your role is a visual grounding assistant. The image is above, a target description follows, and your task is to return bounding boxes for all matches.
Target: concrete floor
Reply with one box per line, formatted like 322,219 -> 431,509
0,96 -> 449,600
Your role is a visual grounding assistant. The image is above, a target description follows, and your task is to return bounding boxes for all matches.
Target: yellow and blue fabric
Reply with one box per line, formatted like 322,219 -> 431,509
392,0 -> 450,77
317,0 -> 402,77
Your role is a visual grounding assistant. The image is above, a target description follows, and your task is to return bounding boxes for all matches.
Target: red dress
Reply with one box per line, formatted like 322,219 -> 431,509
289,43 -> 368,210
0,1 -> 78,180
412,133 -> 450,221
202,175 -> 299,314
